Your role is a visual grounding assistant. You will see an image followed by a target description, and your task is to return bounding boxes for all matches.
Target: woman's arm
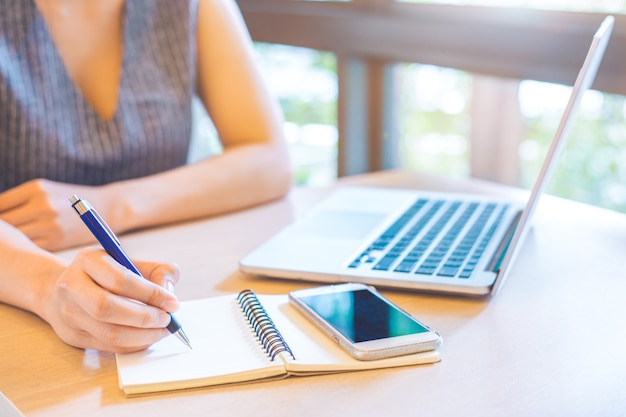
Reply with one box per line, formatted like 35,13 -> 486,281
105,0 -> 292,231
0,0 -> 292,251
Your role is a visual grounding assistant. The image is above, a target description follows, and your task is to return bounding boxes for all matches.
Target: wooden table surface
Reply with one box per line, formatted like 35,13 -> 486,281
2,170 -> 626,416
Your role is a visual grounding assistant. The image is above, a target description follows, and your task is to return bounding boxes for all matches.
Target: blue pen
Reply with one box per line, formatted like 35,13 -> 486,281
69,195 -> 191,349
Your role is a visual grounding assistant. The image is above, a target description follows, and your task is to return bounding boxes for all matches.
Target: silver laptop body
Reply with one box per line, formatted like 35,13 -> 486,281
240,16 -> 614,297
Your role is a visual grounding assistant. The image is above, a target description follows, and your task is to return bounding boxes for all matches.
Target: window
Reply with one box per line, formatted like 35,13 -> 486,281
394,62 -> 626,212
519,82 -> 626,211
238,0 -> 626,212
255,43 -> 338,186
395,64 -> 472,178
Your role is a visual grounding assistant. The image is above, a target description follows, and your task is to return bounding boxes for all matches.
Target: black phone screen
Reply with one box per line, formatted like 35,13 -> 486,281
298,289 -> 428,343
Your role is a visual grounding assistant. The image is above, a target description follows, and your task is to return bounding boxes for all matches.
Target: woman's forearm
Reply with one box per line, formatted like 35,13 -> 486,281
0,221 -> 66,318
103,141 -> 293,234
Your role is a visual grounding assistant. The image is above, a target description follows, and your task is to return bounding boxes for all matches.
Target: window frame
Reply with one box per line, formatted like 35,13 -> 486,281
238,0 -> 625,93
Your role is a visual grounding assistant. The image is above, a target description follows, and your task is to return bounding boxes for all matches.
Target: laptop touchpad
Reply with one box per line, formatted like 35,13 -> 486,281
292,210 -> 386,240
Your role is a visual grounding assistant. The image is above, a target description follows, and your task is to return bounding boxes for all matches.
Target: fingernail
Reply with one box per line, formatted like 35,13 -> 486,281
160,313 -> 172,328
165,279 -> 175,295
161,293 -> 180,312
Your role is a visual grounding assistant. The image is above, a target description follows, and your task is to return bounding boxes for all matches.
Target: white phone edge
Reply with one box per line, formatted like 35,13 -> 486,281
288,283 -> 442,361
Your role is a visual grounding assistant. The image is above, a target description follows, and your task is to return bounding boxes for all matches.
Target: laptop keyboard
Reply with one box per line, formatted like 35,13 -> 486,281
348,198 -> 509,279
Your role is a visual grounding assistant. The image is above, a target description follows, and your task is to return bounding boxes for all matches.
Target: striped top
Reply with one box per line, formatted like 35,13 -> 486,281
0,0 -> 197,192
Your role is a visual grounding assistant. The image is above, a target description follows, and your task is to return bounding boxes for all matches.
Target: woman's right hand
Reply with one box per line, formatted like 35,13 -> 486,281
40,248 -> 181,353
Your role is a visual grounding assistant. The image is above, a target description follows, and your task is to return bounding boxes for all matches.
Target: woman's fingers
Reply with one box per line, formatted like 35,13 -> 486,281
136,261 -> 181,295
45,248 -> 183,352
75,249 -> 180,313
57,309 -> 169,353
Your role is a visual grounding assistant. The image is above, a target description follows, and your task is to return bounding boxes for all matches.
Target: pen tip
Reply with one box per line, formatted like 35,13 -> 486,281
174,329 -> 192,350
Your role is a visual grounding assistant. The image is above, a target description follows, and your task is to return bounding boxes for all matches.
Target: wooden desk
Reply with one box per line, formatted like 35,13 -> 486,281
2,170 -> 626,416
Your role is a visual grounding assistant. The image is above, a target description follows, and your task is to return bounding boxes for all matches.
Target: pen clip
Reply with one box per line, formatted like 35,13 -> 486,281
91,207 -> 121,246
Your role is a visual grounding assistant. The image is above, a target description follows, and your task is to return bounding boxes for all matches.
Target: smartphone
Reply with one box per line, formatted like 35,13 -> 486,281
289,283 -> 441,361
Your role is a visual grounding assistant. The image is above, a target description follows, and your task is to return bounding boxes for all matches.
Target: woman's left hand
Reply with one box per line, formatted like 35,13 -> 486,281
0,178 -> 106,250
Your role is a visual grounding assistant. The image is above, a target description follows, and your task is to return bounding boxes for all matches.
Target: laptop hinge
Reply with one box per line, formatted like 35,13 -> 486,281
487,210 -> 522,273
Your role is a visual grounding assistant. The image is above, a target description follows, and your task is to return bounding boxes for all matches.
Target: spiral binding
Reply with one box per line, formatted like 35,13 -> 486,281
237,289 -> 296,361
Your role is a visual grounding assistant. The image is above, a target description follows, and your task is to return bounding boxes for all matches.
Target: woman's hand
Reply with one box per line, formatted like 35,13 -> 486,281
39,248 -> 181,353
0,179 -> 109,251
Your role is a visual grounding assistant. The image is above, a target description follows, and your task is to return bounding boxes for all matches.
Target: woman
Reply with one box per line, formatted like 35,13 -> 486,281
0,0 -> 292,353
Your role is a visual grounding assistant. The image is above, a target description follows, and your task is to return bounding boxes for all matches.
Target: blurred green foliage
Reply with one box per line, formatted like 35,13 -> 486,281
523,92 -> 626,212
254,44 -> 626,212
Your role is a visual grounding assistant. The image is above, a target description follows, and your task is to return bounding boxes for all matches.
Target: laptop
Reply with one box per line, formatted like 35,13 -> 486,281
240,16 -> 614,297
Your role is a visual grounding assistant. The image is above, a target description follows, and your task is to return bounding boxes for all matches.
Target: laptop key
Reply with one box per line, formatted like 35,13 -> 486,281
437,266 -> 459,277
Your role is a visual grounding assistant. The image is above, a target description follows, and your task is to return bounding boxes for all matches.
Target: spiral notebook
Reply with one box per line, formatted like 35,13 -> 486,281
116,290 -> 440,395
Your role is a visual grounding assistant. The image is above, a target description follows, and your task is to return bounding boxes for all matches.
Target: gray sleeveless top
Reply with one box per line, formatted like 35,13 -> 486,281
0,0 -> 197,192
